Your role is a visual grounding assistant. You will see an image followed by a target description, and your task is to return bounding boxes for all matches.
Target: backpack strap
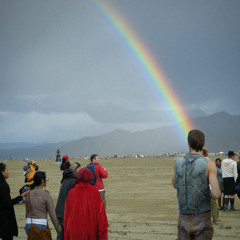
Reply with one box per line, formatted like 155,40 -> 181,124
28,191 -> 33,225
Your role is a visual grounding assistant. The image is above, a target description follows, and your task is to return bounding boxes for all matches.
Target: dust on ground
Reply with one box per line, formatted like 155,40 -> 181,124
4,156 -> 240,239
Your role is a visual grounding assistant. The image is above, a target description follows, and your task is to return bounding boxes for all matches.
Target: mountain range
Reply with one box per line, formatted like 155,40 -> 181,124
0,111 -> 239,160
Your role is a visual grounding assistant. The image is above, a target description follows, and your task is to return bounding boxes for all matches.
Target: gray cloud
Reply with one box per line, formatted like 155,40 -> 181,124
0,0 -> 239,143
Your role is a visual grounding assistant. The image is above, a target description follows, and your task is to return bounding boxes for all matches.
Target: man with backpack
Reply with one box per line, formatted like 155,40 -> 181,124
87,154 -> 108,208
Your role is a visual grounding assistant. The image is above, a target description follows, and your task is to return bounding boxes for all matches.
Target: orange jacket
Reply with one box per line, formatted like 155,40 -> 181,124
25,166 -> 36,186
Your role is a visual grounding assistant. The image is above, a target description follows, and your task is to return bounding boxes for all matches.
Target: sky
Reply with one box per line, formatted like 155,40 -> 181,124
0,0 -> 240,143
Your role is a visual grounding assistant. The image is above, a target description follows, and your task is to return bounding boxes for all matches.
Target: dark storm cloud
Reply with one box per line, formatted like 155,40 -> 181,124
0,0 -> 239,142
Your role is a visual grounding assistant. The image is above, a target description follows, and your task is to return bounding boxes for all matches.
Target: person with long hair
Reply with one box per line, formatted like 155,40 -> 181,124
0,163 -> 29,240
24,171 -> 61,236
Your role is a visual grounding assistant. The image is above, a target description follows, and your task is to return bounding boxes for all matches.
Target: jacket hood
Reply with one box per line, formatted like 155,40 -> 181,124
61,168 -> 77,183
184,153 -> 203,163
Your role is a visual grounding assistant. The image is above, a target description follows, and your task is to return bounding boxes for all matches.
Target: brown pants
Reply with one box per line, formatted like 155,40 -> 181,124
178,211 -> 213,240
211,198 -> 219,222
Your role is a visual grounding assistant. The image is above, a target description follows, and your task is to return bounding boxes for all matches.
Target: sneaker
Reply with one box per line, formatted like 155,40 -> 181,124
230,207 -> 236,211
218,207 -> 223,210
213,221 -> 220,225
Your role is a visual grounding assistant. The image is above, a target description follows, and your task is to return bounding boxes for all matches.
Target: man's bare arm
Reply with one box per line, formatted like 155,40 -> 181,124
172,165 -> 177,189
206,160 -> 221,199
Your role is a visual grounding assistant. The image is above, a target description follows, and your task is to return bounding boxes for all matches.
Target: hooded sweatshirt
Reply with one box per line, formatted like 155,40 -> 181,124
64,168 -> 108,240
55,168 -> 77,218
221,158 -> 238,181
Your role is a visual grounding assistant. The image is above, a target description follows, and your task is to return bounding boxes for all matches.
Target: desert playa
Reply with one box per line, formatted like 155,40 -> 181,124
4,156 -> 240,239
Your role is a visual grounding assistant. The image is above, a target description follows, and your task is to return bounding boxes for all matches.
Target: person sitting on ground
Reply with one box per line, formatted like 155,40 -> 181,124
64,167 -> 108,240
24,171 -> 61,236
55,162 -> 81,240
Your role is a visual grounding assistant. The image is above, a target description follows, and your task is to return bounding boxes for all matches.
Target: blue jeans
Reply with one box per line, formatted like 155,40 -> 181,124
25,223 -> 47,236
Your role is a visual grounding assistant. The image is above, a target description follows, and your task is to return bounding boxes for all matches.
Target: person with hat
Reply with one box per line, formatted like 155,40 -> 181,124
18,160 -> 39,204
25,161 -> 39,189
64,167 -> 108,240
221,151 -> 238,211
60,155 -> 70,171
55,162 -> 81,240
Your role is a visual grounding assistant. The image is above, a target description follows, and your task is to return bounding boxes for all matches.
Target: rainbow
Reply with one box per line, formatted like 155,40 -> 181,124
90,0 -> 194,138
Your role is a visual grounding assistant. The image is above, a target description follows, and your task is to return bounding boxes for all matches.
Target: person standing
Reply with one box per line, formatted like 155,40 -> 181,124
23,161 -> 39,191
236,156 -> 240,184
64,168 -> 108,240
24,171 -> 61,236
215,158 -> 224,209
88,154 -> 108,208
0,163 -> 29,240
60,155 -> 70,171
221,151 -> 238,211
55,162 -> 81,240
202,148 -> 219,225
19,161 -> 39,204
172,130 -> 220,240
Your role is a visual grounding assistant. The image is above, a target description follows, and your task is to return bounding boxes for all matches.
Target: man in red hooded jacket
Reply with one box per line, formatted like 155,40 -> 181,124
88,154 -> 108,208
64,168 -> 108,240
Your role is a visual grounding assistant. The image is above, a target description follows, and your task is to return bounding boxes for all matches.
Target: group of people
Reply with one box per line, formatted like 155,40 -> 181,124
56,154 -> 108,240
172,129 -> 239,240
0,154 -> 108,240
1,129 -> 239,240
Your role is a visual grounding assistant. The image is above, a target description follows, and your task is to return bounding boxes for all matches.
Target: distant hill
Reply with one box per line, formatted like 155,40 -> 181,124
0,142 -> 47,150
0,111 -> 239,160
193,111 -> 240,153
